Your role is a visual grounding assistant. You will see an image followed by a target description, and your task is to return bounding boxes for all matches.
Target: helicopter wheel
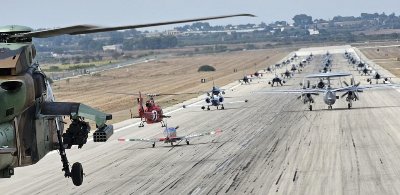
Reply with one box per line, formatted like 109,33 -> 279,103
71,162 -> 83,186
309,105 -> 313,111
139,122 -> 144,127
186,140 -> 190,145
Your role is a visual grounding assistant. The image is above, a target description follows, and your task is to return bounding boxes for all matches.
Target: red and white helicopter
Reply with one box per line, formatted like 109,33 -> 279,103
111,91 -> 195,127
118,125 -> 222,147
133,92 -> 171,127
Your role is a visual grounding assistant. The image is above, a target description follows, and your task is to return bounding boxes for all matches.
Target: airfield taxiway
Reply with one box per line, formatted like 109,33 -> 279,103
1,45 -> 400,195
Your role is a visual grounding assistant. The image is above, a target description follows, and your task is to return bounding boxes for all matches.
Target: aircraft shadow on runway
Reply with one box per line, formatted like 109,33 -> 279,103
186,105 -> 259,113
123,141 -> 221,150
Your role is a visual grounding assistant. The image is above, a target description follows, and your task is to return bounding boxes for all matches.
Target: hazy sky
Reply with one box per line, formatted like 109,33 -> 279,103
1,0 -> 399,30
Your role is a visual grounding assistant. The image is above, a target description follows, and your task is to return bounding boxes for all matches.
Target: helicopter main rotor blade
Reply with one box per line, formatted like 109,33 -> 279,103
12,25 -> 99,38
14,14 -> 255,38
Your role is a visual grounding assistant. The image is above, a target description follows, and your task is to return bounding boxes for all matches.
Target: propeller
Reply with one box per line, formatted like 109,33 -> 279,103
342,79 -> 363,100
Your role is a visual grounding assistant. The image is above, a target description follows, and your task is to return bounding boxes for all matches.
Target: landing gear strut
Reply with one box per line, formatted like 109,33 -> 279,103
55,118 -> 85,186
309,104 -> 313,111
139,121 -> 144,127
161,120 -> 166,127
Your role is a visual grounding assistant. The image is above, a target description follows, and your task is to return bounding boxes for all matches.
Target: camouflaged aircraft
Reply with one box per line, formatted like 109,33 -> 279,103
0,13 -> 254,186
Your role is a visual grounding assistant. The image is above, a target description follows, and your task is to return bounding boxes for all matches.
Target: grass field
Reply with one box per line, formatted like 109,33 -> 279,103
359,45 -> 400,77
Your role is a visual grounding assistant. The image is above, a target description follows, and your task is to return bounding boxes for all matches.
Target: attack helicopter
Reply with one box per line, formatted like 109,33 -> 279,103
0,13 -> 254,186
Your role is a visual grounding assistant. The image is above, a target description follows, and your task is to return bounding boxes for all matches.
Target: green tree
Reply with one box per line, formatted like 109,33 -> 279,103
293,14 -> 313,28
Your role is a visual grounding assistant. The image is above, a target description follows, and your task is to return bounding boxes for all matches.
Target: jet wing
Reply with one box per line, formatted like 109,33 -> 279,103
333,84 -> 400,92
14,14 -> 254,38
305,72 -> 352,78
225,100 -> 249,104
255,89 -> 325,94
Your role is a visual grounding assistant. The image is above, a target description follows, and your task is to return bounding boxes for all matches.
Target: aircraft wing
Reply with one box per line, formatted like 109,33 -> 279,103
333,84 -> 400,92
225,100 -> 249,104
305,72 -> 352,78
40,102 -> 112,128
14,14 -> 254,38
255,89 -> 325,94
118,137 -> 166,143
185,129 -> 223,139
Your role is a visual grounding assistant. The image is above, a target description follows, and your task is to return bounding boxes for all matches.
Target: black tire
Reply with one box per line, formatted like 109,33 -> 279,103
221,106 -> 224,110
309,105 -> 312,111
152,143 -> 155,148
186,140 -> 190,145
71,162 -> 83,186
171,142 -> 173,146
348,103 -> 351,109
207,107 -> 210,111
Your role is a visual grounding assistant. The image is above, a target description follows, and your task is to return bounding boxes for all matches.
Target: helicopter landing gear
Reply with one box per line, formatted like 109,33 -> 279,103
71,162 -> 83,186
55,118 -> 85,186
139,121 -> 144,127
201,106 -> 205,110
161,121 -> 166,127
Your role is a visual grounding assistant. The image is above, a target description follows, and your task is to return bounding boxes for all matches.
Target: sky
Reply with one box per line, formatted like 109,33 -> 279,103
1,0 -> 399,31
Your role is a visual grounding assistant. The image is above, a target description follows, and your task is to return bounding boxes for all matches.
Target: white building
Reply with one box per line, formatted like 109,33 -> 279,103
102,44 -> 123,52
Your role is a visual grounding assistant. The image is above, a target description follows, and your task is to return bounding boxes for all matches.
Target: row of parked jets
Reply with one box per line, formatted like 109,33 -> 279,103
257,51 -> 399,111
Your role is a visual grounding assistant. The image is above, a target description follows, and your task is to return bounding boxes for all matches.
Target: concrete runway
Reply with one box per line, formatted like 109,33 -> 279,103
1,45 -> 400,195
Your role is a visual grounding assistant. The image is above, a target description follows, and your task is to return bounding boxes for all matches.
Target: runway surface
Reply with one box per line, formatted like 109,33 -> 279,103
2,45 -> 400,195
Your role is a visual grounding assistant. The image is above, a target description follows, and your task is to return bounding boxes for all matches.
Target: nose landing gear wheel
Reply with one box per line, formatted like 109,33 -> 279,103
207,106 -> 210,111
348,103 -> 352,109
71,162 -> 83,186
186,140 -> 190,145
309,105 -> 313,111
